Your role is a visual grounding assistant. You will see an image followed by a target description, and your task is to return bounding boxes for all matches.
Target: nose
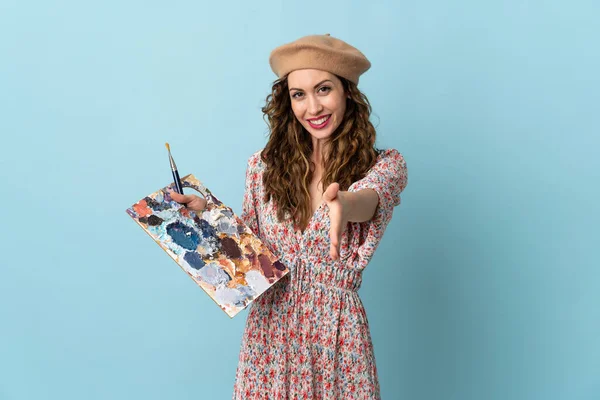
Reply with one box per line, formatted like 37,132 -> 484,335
306,94 -> 323,116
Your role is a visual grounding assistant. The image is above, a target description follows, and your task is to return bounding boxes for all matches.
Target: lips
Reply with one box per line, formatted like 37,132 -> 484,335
307,114 -> 331,129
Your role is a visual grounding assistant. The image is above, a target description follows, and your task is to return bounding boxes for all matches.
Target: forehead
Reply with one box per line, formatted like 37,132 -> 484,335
287,69 -> 340,88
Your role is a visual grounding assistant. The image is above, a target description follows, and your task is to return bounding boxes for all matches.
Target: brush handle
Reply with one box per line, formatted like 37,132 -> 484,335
172,169 -> 184,194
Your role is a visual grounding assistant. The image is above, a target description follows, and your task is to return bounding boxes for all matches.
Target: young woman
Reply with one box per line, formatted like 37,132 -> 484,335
171,34 -> 408,400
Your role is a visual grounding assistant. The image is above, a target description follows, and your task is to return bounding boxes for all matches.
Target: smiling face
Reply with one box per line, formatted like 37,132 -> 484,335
287,69 -> 347,143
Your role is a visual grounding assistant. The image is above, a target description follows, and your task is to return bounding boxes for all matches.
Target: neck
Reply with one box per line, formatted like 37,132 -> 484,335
311,137 -> 330,171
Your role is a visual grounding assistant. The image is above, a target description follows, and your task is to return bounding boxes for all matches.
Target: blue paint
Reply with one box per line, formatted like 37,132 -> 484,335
166,222 -> 200,251
220,209 -> 234,218
194,218 -> 218,239
193,217 -> 221,256
184,251 -> 205,270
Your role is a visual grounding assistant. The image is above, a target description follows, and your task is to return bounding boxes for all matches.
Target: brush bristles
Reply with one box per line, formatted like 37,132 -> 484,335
165,142 -> 171,152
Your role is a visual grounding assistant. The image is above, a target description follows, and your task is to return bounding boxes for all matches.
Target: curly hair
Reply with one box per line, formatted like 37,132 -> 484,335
261,75 -> 379,232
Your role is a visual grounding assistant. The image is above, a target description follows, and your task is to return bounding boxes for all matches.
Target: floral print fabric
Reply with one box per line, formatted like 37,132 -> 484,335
233,149 -> 408,399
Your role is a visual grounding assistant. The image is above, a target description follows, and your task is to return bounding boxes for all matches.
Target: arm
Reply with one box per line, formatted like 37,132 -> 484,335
323,184 -> 380,260
325,149 -> 408,260
342,188 -> 379,223
240,154 -> 261,237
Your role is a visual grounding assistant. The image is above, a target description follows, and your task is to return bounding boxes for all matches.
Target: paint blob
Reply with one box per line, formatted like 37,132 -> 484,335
184,251 -> 205,270
198,262 -> 232,287
147,215 -> 163,226
220,237 -> 242,259
166,221 -> 200,251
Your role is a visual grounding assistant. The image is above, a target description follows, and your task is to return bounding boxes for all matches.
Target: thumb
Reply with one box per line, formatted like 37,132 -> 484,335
322,182 -> 340,202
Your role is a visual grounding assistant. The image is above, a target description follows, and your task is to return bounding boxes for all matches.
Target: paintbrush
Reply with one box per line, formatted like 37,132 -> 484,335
165,142 -> 184,194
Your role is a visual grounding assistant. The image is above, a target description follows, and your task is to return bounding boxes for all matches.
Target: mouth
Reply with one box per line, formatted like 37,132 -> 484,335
307,114 -> 331,129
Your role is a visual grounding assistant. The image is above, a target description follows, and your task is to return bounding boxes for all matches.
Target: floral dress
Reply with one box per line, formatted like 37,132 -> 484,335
233,149 -> 408,400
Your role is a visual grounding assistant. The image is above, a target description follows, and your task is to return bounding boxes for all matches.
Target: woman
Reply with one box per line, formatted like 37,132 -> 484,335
172,34 -> 407,400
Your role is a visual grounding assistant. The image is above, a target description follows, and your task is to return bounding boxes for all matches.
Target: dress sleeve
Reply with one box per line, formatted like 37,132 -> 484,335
241,153 -> 261,237
347,149 -> 408,264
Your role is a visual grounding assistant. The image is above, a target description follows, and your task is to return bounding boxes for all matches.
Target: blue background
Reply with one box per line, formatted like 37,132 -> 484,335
1,1 -> 598,399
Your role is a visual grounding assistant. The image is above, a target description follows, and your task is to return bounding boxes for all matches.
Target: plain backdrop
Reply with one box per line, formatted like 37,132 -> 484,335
1,1 -> 598,399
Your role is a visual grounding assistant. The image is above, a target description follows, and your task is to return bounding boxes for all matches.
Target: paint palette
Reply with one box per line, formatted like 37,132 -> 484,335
126,174 -> 288,318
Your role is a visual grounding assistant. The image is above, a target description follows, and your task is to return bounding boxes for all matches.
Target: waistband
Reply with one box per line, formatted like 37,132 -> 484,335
292,259 -> 362,292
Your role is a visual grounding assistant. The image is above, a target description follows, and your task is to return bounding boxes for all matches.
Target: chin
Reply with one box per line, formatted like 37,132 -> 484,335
304,123 -> 339,141
307,129 -> 333,140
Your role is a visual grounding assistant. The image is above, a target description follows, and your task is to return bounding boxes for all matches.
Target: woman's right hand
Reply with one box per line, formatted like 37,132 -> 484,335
168,190 -> 207,212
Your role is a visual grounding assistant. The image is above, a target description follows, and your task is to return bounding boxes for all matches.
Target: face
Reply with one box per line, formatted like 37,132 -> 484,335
287,69 -> 347,142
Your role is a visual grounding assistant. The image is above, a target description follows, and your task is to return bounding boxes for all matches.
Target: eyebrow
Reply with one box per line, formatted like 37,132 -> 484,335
289,79 -> 333,92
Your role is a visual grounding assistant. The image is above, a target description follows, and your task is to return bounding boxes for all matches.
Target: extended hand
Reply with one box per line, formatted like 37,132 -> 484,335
323,182 -> 350,261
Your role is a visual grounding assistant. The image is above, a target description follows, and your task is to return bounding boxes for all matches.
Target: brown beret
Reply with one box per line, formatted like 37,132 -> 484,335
269,34 -> 371,85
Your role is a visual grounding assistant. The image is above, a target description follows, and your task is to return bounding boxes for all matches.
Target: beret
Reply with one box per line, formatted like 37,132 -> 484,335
269,34 -> 371,85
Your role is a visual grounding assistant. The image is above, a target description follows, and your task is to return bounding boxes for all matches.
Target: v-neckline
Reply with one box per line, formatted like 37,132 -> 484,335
295,201 -> 326,237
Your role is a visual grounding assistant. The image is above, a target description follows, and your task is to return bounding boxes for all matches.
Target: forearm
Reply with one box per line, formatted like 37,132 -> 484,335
344,189 -> 379,223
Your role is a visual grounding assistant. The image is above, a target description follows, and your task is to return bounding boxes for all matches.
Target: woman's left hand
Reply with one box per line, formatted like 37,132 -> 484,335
323,182 -> 350,261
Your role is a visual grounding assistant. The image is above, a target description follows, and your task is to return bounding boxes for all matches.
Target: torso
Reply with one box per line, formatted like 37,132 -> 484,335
308,175 -> 324,215
294,174 -> 324,235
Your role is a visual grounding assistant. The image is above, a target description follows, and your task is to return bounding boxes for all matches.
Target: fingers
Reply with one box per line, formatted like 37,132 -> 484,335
169,191 -> 194,203
328,206 -> 342,261
166,189 -> 206,212
189,197 -> 207,212
329,241 -> 340,260
329,233 -> 340,260
168,190 -> 198,204
322,182 -> 340,202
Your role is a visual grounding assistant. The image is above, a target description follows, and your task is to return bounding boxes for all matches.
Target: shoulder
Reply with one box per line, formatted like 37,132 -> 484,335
373,148 -> 407,174
247,149 -> 266,171
350,148 -> 407,195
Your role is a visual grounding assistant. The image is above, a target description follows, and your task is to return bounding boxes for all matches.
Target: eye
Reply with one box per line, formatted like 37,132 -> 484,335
291,91 -> 304,99
318,86 -> 331,94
